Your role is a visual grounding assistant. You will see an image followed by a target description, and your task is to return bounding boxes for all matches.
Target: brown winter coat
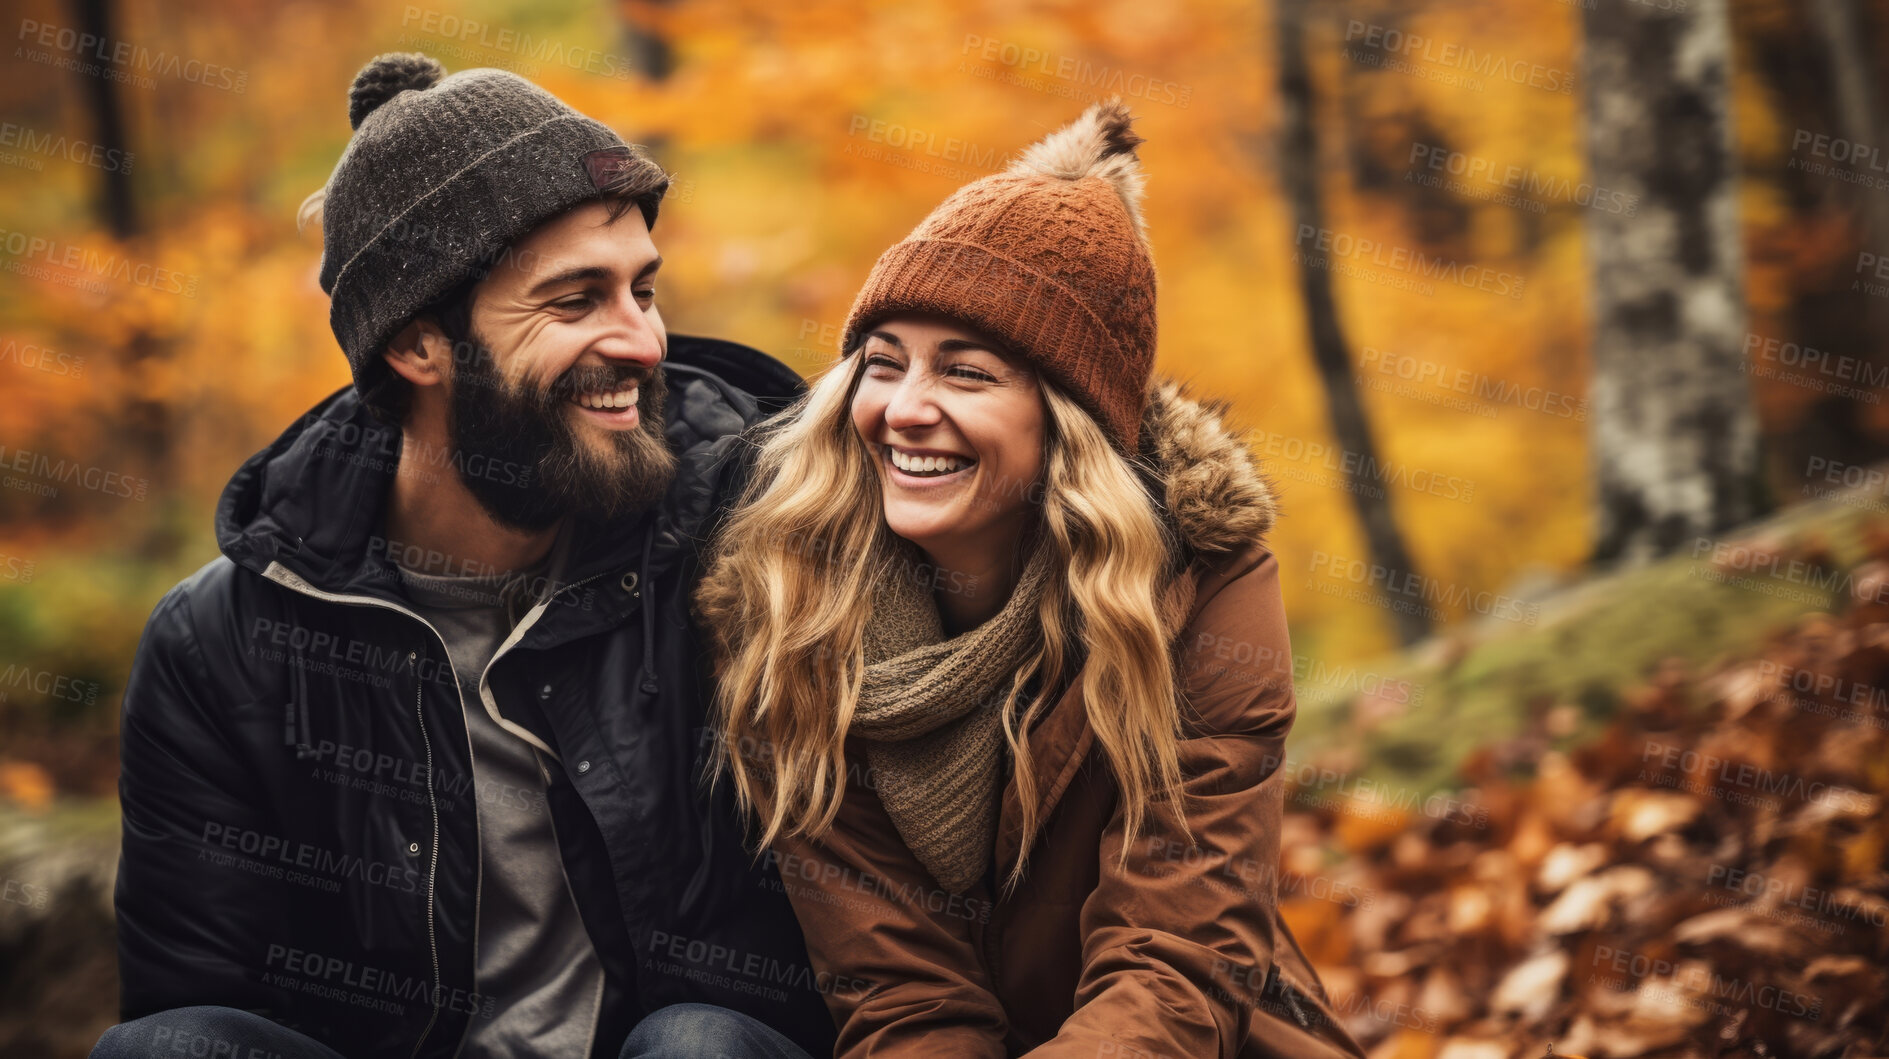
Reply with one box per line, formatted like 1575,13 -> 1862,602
762,382 -> 1367,1059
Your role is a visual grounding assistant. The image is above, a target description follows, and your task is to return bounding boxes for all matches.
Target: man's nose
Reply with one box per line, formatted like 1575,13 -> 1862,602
592,294 -> 664,367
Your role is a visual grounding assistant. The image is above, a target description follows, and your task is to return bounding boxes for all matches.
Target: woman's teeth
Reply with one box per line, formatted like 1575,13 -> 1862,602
888,447 -> 972,477
575,385 -> 638,410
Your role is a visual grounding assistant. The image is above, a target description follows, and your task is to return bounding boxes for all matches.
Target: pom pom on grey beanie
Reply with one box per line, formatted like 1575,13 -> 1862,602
315,52 -> 664,393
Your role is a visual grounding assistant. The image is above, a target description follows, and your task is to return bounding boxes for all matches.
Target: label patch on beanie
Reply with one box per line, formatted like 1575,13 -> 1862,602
583,146 -> 638,191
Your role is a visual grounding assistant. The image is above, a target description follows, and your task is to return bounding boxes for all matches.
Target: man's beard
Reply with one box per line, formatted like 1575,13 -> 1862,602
446,331 -> 678,532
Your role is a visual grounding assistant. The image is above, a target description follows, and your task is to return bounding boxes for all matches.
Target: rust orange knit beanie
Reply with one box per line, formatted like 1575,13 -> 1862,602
840,99 -> 1157,451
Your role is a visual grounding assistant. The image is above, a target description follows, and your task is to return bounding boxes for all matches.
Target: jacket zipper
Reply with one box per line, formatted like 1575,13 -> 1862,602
408,650 -> 443,1055
427,565 -> 602,1059
458,568 -> 609,1056
535,744 -> 610,1059
1272,968 -> 1313,1028
264,560 -> 612,1059
261,562 -> 467,1059
470,567 -> 607,763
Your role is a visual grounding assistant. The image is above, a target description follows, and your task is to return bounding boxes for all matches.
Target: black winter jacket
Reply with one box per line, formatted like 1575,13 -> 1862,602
112,336 -> 837,1058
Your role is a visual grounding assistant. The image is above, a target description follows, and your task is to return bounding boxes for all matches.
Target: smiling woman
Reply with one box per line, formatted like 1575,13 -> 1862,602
850,315 -> 1045,632
693,100 -> 1365,1059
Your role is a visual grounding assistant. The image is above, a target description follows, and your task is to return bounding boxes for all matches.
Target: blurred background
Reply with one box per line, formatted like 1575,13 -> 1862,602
3,0 -> 1888,1055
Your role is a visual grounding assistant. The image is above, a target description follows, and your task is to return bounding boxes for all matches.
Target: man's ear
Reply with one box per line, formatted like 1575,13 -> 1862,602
383,318 -> 453,389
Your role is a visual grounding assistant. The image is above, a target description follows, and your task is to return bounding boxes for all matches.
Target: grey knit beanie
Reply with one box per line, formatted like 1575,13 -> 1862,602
317,52 -> 665,392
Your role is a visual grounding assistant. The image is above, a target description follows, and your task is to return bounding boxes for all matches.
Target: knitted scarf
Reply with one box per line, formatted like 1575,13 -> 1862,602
851,536 -> 1057,893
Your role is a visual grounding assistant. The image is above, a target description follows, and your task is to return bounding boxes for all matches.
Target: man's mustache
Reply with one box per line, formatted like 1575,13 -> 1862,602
543,362 -> 658,404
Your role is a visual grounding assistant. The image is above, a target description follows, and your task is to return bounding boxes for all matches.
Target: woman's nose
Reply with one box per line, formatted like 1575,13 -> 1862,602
882,374 -> 943,429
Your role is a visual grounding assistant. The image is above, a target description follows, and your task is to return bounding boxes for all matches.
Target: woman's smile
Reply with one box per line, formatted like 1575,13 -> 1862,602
882,443 -> 977,486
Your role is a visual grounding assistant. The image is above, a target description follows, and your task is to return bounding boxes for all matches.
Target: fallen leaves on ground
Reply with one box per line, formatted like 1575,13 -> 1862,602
1283,549 -> 1889,1058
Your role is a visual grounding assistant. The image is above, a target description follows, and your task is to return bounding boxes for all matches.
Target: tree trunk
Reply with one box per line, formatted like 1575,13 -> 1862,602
72,0 -> 134,238
623,0 -> 676,82
1806,0 -> 1888,288
1273,0 -> 1429,645
72,0 -> 174,546
1786,0 -> 1889,468
1730,0 -> 1889,486
1582,0 -> 1763,565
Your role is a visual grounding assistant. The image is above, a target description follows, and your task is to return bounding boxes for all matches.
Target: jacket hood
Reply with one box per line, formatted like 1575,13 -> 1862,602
1138,378 -> 1278,563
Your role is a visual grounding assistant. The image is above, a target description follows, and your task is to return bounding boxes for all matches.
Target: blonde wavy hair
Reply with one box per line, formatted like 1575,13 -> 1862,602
693,349 -> 1188,887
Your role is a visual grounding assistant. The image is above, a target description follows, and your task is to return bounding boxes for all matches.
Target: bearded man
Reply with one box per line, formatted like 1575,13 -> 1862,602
92,53 -> 829,1059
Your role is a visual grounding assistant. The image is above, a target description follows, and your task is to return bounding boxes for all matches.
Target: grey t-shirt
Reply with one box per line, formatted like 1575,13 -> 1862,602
396,542 -> 606,1058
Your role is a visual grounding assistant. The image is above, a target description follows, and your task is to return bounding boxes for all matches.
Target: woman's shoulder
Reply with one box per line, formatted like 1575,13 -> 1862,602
1182,540 -> 1284,630
1174,541 -> 1296,737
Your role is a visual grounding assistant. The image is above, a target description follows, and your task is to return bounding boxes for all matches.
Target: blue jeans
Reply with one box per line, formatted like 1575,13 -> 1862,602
619,1003 -> 815,1059
91,1002 -> 814,1059
89,1006 -> 346,1058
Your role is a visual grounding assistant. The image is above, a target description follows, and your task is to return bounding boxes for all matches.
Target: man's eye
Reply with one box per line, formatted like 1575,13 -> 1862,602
554,296 -> 591,310
635,288 -> 656,301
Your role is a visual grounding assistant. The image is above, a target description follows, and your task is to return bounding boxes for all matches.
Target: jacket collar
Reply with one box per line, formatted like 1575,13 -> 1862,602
1138,378 -> 1279,565
996,377 -> 1278,874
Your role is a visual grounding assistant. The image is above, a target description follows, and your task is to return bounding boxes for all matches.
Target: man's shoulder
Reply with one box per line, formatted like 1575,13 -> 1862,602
138,553 -> 296,663
125,557 -> 253,718
665,333 -> 805,420
655,335 -> 801,538
662,335 -> 803,441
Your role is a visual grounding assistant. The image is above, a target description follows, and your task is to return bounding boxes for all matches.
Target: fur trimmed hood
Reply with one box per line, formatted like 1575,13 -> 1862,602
1139,378 -> 1278,562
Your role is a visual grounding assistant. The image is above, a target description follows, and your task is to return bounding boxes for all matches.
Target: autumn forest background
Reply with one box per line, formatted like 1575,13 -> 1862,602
4,0 -> 1889,1055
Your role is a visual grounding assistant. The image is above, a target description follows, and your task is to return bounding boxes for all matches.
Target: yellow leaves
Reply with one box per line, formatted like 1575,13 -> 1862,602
1369,1028 -> 1443,1059
1332,794 -> 1413,852
0,760 -> 54,812
1605,790 -> 1704,844
1280,889 -> 1351,967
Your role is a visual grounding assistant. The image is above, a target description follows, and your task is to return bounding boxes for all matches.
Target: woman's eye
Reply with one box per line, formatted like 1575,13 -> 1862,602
949,366 -> 996,381
865,354 -> 901,370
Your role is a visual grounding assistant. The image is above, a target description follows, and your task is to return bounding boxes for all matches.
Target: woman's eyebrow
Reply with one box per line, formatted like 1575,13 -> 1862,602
936,339 -> 1000,354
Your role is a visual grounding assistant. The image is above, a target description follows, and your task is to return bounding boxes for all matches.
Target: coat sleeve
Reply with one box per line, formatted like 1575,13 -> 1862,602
767,761 -> 1010,1059
1025,549 -> 1301,1059
114,581 -> 286,1021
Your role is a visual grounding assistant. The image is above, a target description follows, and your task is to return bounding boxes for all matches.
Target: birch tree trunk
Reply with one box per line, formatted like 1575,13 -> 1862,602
1582,0 -> 1764,564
